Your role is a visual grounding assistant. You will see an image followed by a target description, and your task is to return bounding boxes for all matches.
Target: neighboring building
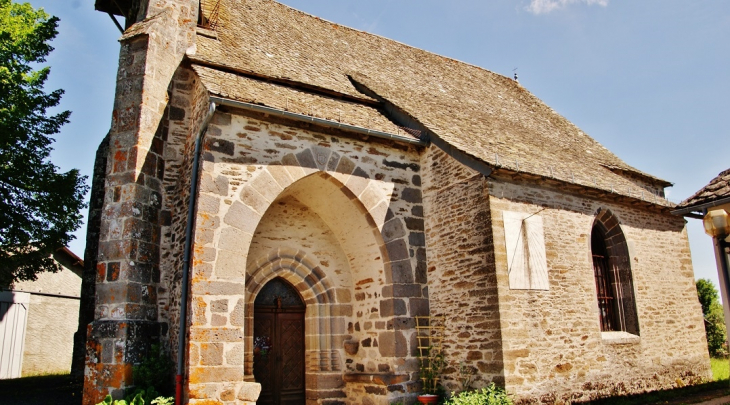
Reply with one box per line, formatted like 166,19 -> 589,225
81,0 -> 710,404
0,248 -> 83,378
673,169 -> 730,355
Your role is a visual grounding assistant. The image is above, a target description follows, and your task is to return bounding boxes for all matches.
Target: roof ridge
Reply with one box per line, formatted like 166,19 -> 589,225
260,0 -> 513,82
194,0 -> 674,205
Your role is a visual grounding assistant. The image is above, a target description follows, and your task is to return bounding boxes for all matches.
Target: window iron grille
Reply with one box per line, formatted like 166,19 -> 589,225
592,254 -> 618,332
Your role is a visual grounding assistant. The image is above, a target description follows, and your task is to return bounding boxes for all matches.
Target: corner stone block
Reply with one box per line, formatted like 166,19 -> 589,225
382,219 -> 406,242
201,173 -> 227,196
249,170 -> 283,203
380,298 -> 407,317
239,186 -> 270,215
335,156 -> 356,175
214,249 -> 247,280
359,183 -> 384,211
223,201 -> 261,235
329,170 -> 351,189
385,239 -> 410,262
389,260 -> 414,284
237,382 -> 262,402
310,145 -> 332,171
281,153 -> 307,180
369,201 -> 389,230
197,193 -> 220,215
230,299 -> 245,327
189,366 -> 243,384
378,331 -> 408,358
200,343 -> 224,366
400,187 -> 422,204
266,165 -> 295,190
346,168 -> 370,197
409,298 -> 429,317
295,148 -> 318,170
326,151 -> 341,171
218,227 -> 253,252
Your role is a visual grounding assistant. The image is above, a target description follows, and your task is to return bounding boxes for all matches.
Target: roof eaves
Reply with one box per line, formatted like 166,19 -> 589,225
209,96 -> 428,146
189,57 -> 380,106
600,164 -> 673,188
671,195 -> 730,217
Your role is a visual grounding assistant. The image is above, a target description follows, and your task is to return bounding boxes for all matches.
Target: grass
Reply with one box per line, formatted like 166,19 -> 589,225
712,357 -> 730,381
587,358 -> 730,405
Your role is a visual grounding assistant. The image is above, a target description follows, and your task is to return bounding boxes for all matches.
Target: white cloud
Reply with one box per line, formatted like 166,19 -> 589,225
526,0 -> 608,15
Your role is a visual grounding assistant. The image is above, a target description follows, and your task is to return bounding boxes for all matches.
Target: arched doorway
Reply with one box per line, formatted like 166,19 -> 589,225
253,277 -> 306,405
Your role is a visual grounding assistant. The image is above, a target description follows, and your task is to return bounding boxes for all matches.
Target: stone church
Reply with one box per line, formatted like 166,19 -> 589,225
80,0 -> 710,404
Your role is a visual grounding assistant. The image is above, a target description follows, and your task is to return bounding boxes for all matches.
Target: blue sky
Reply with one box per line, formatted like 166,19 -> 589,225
30,0 -> 729,289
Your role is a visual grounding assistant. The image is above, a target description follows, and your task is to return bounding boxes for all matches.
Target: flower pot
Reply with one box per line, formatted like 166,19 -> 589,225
417,394 -> 439,404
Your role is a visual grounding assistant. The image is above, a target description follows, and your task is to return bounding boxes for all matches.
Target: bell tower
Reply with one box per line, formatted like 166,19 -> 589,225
82,1 -> 198,403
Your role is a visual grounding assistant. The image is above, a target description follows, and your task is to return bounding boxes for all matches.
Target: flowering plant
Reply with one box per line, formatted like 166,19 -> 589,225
254,336 -> 272,359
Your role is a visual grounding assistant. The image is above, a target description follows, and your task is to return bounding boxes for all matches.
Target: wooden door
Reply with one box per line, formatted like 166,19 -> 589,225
253,278 -> 305,405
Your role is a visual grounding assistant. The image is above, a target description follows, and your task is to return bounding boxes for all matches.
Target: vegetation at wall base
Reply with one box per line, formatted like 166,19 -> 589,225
711,357 -> 729,381
0,0 -> 87,287
96,391 -> 174,405
696,279 -> 728,358
443,384 -> 513,405
132,343 -> 174,398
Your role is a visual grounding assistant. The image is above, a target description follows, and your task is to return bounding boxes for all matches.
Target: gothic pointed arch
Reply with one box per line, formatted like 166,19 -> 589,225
591,208 -> 639,335
242,170 -> 398,402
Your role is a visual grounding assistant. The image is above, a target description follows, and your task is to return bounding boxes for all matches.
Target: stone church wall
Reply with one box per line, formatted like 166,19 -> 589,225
487,177 -> 710,403
185,108 -> 427,404
421,147 -> 506,392
157,65 -> 214,365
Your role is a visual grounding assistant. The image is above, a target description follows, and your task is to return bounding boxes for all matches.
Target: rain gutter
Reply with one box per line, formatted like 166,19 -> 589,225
671,196 -> 730,217
208,96 -> 428,146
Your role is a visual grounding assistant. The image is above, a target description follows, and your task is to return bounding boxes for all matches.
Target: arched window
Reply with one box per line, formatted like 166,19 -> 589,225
591,209 -> 639,335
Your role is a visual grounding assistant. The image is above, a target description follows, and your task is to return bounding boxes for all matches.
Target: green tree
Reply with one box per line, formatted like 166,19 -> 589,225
0,0 -> 87,287
696,279 -> 728,358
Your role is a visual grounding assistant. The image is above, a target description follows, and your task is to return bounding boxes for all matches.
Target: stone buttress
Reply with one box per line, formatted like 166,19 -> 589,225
83,1 -> 198,403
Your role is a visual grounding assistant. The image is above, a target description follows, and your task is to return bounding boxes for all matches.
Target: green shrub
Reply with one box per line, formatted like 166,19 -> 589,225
95,390 -> 173,405
696,279 -> 728,358
444,383 -> 512,405
418,347 -> 445,395
95,344 -> 176,405
133,344 -> 174,396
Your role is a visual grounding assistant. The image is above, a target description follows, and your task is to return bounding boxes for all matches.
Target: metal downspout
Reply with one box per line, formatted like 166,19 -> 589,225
176,102 -> 217,405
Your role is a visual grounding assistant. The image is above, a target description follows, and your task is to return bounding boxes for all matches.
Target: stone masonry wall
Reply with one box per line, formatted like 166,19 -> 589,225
84,1 -> 198,403
185,108 -> 427,404
158,65 -> 213,365
422,147 -> 505,393
487,177 -> 711,403
73,134 -> 109,377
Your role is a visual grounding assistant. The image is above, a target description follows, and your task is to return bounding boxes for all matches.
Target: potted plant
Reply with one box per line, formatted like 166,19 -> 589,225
417,347 -> 445,404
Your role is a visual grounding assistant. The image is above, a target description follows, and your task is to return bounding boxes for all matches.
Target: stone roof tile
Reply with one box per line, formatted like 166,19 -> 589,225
676,169 -> 730,209
191,0 -> 672,205
193,65 -> 409,137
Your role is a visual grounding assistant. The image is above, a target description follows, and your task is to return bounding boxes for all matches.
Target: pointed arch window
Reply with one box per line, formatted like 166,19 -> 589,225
591,209 -> 640,335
